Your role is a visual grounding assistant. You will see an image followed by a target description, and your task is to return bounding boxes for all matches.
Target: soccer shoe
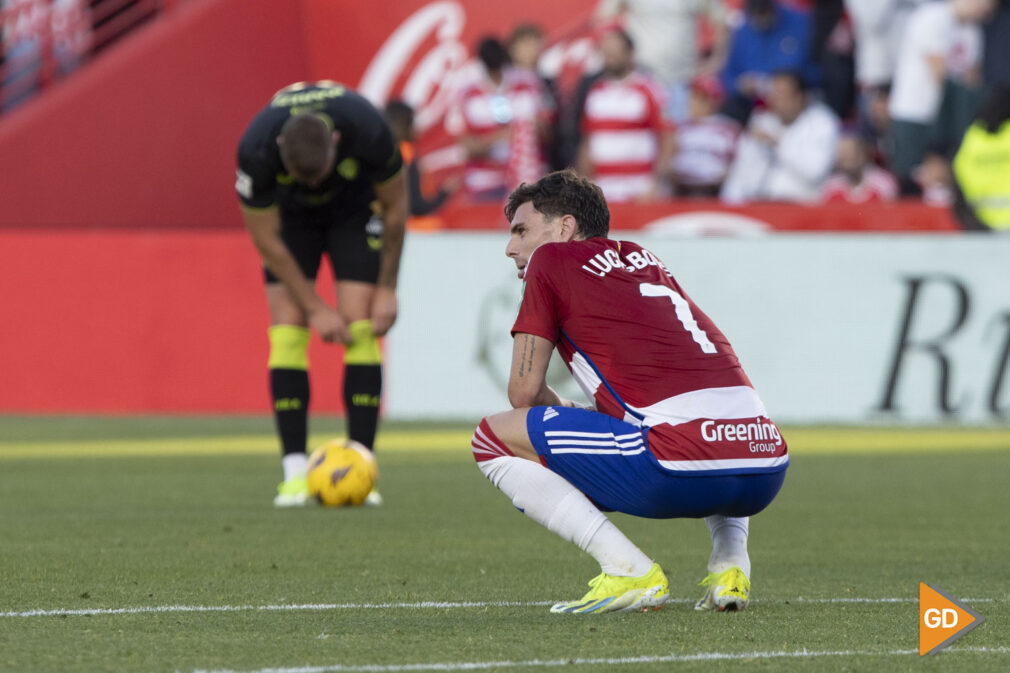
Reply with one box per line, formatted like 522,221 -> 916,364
364,489 -> 383,507
695,566 -> 750,612
273,476 -> 309,508
550,563 -> 669,614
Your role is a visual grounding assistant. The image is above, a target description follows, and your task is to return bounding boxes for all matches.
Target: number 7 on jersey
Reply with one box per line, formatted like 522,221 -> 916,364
640,283 -> 717,354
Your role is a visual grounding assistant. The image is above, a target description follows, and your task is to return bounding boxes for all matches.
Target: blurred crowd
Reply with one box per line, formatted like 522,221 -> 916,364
395,0 -> 1010,226
4,0 -> 1009,228
0,0 -> 158,112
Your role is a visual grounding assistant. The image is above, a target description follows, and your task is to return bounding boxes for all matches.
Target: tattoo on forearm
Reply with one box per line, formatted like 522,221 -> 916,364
518,335 -> 534,377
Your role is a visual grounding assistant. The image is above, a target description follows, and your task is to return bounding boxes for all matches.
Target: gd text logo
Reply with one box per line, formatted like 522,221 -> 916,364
919,583 -> 985,655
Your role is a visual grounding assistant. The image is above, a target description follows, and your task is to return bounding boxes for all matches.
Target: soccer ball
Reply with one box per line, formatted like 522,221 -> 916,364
306,439 -> 377,507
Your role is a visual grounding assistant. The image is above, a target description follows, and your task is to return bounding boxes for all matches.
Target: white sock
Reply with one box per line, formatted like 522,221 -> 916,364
479,456 -> 653,577
282,452 -> 308,481
705,515 -> 750,577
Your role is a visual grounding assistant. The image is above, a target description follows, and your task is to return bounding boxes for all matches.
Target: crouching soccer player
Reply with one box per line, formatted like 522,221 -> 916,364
236,81 -> 408,507
471,170 -> 788,613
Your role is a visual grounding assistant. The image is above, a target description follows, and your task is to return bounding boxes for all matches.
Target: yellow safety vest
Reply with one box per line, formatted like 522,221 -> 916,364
953,121 -> 1010,230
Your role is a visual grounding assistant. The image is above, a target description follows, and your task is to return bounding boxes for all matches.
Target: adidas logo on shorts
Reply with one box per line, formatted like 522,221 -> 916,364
543,407 -> 559,422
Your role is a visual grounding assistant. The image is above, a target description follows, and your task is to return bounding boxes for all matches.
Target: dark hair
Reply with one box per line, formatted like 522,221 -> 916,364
976,84 -> 1010,133
504,169 -> 610,238
384,100 -> 414,131
277,113 -> 332,180
477,36 -> 509,72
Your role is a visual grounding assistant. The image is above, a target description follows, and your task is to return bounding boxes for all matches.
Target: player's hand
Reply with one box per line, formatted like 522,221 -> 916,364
309,305 -> 351,344
370,287 -> 398,336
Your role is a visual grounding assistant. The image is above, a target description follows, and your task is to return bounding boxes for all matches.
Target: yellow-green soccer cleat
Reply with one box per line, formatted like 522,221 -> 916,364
273,476 -> 310,508
550,563 -> 669,614
695,566 -> 750,612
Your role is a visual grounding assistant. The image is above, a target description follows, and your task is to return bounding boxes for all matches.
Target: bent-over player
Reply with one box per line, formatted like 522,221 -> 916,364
236,81 -> 407,507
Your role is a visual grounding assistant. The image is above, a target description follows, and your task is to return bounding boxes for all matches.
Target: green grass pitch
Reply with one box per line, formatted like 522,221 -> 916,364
1,417 -> 1008,672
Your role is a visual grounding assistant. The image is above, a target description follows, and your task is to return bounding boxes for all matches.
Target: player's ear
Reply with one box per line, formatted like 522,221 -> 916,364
331,131 -> 340,147
559,214 -> 579,241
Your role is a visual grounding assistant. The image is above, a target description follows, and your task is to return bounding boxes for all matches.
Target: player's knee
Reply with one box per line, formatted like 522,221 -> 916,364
268,325 -> 311,370
345,319 -> 382,365
471,416 -> 515,465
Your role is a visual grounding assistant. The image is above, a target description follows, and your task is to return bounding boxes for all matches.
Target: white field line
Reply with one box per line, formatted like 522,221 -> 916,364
0,596 -> 1002,619
189,647 -> 1010,673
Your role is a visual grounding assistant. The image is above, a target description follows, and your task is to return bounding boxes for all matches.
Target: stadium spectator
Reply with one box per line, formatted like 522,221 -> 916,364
719,0 -> 820,124
1,0 -> 45,112
450,36 -> 552,202
915,150 -> 956,206
982,0 -> 1010,88
845,0 -> 926,103
934,2 -> 989,154
451,37 -> 512,202
505,23 -> 559,174
473,169 -> 787,614
50,0 -> 90,77
556,70 -> 604,171
721,70 -> 840,203
575,27 -> 674,202
235,82 -> 408,508
0,0 -> 90,113
858,83 -> 894,166
670,73 -> 741,197
821,130 -> 899,203
595,0 -> 729,122
454,35 -> 553,200
888,0 -> 995,193
953,83 -> 1010,229
385,100 -> 459,225
812,0 -> 856,119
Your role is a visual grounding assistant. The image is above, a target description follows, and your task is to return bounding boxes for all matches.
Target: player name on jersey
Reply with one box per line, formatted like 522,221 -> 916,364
581,247 -> 670,278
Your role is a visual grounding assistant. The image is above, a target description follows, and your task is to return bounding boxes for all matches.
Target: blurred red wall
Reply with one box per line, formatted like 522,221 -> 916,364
0,229 -> 351,412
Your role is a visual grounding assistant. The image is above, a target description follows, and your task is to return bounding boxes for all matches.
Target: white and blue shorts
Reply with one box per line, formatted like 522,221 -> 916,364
526,406 -> 786,519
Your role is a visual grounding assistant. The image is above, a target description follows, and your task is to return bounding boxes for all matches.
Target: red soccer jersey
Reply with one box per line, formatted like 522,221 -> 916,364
452,68 -> 550,199
581,71 -> 670,203
820,166 -> 899,204
512,238 -> 788,474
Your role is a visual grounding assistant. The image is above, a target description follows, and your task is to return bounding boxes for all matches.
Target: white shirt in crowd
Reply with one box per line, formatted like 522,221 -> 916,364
596,0 -> 726,86
889,1 -> 983,124
947,21 -> 983,83
720,102 -> 840,203
845,0 -> 926,89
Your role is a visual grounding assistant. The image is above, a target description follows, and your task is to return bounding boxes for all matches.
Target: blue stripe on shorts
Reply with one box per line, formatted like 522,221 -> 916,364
526,406 -> 786,519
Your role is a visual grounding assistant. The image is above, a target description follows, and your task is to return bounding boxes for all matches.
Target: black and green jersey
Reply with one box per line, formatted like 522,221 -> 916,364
235,81 -> 403,218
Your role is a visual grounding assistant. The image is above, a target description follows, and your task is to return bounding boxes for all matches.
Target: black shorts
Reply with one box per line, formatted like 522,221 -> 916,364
264,208 -> 382,284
